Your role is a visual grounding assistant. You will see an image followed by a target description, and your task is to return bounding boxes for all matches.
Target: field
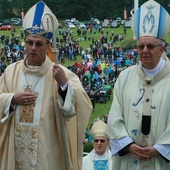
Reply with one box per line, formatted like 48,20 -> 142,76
1,24 -> 170,130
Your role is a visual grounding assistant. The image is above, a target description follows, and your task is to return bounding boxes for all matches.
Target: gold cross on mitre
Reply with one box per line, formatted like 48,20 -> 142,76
46,17 -> 50,30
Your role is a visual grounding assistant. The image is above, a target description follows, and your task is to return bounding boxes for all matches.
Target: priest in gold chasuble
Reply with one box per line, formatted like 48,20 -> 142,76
0,1 -> 92,170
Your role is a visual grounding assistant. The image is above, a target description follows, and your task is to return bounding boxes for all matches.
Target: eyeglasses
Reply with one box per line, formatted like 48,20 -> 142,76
137,44 -> 163,50
25,40 -> 48,47
94,139 -> 108,143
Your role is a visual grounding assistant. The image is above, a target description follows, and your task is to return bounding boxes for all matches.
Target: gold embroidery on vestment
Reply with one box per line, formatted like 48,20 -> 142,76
19,86 -> 36,123
15,124 -> 38,169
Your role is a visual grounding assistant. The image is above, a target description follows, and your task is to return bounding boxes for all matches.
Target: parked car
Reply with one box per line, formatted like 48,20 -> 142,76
94,18 -> 100,25
124,20 -> 131,28
64,19 -> 71,25
101,22 -> 109,28
58,22 -> 63,28
73,20 -> 79,26
13,20 -> 22,26
11,18 -> 21,23
71,18 -> 76,23
90,18 -> 100,25
110,21 -> 119,28
78,22 -> 86,29
65,22 -> 76,29
3,20 -> 11,25
115,17 -> 122,25
103,19 -> 109,25
0,24 -> 13,30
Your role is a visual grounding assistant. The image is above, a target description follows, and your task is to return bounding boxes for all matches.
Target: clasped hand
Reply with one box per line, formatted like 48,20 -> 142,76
128,143 -> 159,161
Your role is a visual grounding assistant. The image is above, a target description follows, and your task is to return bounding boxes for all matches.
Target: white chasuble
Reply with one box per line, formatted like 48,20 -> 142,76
15,73 -> 45,169
106,59 -> 170,170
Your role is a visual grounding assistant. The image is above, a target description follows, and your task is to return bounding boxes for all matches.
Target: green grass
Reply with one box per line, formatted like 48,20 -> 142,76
88,95 -> 113,128
1,25 -> 170,130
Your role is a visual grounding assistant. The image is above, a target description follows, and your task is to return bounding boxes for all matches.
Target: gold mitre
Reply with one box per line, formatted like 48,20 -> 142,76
90,120 -> 109,140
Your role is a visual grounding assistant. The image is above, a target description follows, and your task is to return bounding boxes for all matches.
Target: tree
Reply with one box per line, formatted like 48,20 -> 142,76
0,0 -> 169,20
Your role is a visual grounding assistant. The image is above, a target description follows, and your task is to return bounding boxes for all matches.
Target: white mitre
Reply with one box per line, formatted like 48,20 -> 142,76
131,0 -> 170,40
22,1 -> 58,41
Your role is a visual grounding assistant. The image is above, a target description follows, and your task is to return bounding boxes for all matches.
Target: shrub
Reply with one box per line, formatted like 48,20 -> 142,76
83,142 -> 93,152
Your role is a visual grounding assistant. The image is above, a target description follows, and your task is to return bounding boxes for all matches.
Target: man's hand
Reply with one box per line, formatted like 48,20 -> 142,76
52,64 -> 68,86
12,92 -> 37,105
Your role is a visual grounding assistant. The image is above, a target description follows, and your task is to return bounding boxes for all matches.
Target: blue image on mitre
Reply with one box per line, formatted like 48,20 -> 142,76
131,0 -> 170,40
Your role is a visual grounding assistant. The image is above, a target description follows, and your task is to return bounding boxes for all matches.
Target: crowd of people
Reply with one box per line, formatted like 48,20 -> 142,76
0,17 -> 140,128
0,17 -> 139,110
0,31 -> 26,76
